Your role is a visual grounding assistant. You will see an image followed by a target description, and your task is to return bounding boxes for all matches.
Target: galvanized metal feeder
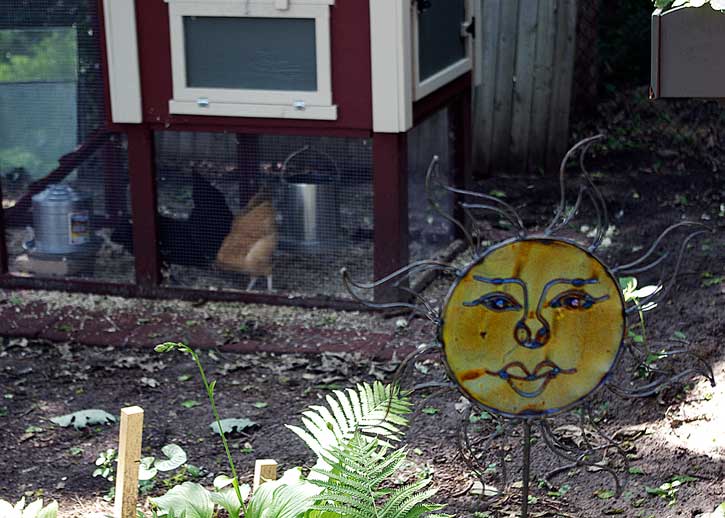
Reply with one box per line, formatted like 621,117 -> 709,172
21,184 -> 97,276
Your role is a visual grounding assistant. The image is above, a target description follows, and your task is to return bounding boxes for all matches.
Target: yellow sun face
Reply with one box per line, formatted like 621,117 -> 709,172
442,238 -> 625,417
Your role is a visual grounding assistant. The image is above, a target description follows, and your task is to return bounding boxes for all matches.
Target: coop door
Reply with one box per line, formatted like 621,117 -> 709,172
167,0 -> 337,120
413,0 -> 475,100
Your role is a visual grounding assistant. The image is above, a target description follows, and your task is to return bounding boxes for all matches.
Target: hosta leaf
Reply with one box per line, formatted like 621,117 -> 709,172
0,498 -> 58,518
155,444 -> 187,472
37,501 -> 58,518
138,457 -> 157,481
209,418 -> 257,435
150,482 -> 214,518
209,485 -> 250,518
50,409 -> 116,430
245,469 -> 320,518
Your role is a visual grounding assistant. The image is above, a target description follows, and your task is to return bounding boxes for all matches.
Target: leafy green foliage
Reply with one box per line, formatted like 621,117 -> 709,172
155,444 -> 188,472
654,0 -> 725,10
285,381 -> 411,465
311,434 -> 449,518
246,468 -> 319,518
93,448 -> 117,482
0,497 -> 58,518
50,409 -> 116,430
0,29 -> 77,83
150,482 -> 215,518
154,342 -> 444,518
645,475 -> 698,505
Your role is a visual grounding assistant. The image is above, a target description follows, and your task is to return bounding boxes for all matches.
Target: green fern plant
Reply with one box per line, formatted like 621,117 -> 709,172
286,382 -> 412,464
309,434 -> 450,518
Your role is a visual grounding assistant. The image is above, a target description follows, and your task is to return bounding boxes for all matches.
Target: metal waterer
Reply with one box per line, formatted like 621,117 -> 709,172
278,146 -> 341,252
27,183 -> 94,258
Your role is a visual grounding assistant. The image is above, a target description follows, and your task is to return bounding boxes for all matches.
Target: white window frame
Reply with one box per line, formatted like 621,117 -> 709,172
166,0 -> 337,120
412,0 -> 474,101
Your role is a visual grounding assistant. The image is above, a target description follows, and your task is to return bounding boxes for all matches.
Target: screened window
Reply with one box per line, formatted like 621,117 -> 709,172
168,0 -> 336,120
413,0 -> 473,100
184,16 -> 317,91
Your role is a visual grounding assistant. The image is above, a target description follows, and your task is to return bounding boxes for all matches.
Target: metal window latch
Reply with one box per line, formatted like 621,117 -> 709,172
196,97 -> 210,108
416,0 -> 432,13
293,100 -> 306,110
461,17 -> 476,39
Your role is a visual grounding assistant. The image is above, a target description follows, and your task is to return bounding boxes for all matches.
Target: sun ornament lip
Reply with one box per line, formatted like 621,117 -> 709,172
486,360 -> 577,398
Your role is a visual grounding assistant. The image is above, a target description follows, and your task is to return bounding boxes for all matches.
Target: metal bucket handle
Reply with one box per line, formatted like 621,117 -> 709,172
280,145 -> 341,183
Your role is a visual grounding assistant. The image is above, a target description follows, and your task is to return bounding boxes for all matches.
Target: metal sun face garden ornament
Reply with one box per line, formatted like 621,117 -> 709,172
343,135 -> 716,517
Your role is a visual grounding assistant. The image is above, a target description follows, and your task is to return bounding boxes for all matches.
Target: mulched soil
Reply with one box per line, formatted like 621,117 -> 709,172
0,147 -> 724,518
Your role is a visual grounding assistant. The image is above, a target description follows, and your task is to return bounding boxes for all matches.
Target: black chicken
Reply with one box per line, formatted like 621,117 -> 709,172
111,171 -> 233,267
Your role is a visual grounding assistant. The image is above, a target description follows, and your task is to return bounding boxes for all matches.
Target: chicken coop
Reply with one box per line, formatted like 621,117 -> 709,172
0,0 -> 477,305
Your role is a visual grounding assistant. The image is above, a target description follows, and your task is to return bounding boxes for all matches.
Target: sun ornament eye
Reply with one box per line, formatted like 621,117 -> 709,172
463,292 -> 522,312
548,289 -> 602,310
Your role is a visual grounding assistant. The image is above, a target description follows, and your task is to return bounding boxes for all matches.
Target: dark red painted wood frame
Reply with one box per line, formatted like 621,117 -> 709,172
127,0 -> 373,133
0,0 -> 473,309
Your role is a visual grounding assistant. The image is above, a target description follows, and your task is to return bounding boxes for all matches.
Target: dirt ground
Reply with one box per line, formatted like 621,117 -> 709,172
0,147 -> 724,518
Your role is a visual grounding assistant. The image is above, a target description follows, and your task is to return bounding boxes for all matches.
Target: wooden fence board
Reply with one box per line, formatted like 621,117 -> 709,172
473,0 -> 579,176
490,0 -> 520,171
510,0 -> 540,172
473,0 -> 502,176
546,0 -> 578,173
527,0 -> 558,173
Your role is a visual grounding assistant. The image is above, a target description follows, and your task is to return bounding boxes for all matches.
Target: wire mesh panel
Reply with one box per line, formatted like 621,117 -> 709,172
1,1 -> 134,282
408,107 -> 456,264
0,0 -> 106,169
154,131 -> 373,298
3,135 -> 134,282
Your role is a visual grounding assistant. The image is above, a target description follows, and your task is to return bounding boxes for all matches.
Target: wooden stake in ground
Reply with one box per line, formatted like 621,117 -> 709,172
253,459 -> 278,492
114,406 -> 144,518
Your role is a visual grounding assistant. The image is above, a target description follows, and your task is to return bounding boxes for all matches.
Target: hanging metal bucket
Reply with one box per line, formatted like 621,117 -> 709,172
278,146 -> 341,252
28,184 -> 94,257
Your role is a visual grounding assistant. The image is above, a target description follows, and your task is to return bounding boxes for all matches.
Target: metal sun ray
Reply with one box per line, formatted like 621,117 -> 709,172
342,136 -> 715,517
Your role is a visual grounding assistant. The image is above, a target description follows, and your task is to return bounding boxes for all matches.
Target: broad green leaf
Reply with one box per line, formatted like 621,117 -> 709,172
155,444 -> 187,472
0,498 -> 58,518
213,475 -> 235,490
138,457 -> 157,481
630,284 -> 662,299
36,500 -> 58,518
209,418 -> 257,435
712,0 -> 725,9
246,468 -> 320,518
209,485 -> 250,518
50,409 -> 116,430
150,482 -> 214,518
181,400 -> 201,409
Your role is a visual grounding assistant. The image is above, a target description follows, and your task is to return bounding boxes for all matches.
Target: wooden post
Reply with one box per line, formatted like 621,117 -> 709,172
253,459 -> 278,493
126,126 -> 161,289
372,132 -> 409,303
114,406 -> 144,518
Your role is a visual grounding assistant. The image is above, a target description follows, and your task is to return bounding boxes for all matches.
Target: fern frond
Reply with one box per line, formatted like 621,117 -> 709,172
311,434 -> 448,518
286,381 -> 412,464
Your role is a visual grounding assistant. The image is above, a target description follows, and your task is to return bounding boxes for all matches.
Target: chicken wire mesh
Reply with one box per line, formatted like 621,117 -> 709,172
152,131 -> 373,298
1,1 -> 134,282
4,135 -> 134,282
408,106 -> 456,264
0,0 -> 106,174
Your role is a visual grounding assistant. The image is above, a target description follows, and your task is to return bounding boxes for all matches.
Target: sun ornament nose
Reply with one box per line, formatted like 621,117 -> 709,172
515,321 -> 550,349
